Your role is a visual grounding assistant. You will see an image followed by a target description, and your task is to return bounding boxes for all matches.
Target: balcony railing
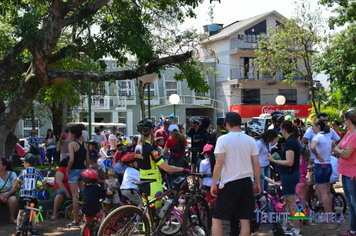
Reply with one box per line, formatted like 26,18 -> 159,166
230,67 -> 305,81
79,95 -> 127,110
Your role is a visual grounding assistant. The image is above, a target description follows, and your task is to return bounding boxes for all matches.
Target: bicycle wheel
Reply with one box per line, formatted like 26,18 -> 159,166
97,205 -> 150,236
80,223 -> 93,236
65,204 -> 85,222
308,191 -> 320,212
160,212 -> 182,235
182,195 -> 212,236
333,193 -> 347,216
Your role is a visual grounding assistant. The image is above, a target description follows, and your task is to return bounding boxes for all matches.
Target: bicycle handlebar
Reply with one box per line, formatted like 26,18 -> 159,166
24,205 -> 43,212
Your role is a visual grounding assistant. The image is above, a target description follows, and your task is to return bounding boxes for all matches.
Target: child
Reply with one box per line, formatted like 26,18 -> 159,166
295,142 -> 310,208
155,136 -> 165,156
15,154 -> 46,235
79,169 -> 112,225
104,167 -> 122,212
199,144 -> 219,206
120,152 -> 143,208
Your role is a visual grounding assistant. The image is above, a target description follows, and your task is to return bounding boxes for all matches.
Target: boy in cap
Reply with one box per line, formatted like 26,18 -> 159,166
88,150 -> 106,187
15,154 -> 46,235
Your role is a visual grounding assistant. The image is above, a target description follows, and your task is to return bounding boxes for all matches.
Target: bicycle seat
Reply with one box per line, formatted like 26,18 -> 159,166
133,179 -> 156,187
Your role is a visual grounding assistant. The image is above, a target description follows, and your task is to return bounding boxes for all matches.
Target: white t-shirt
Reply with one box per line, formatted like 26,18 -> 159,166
81,130 -> 89,142
214,131 -> 259,189
256,139 -> 270,167
330,156 -> 340,183
121,167 -> 141,189
303,127 -> 340,160
199,158 -> 219,187
312,132 -> 333,164
93,133 -> 107,147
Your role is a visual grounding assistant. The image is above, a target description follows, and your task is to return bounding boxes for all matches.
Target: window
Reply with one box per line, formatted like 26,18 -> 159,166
144,83 -> 155,99
118,80 -> 132,97
230,37 -> 237,49
23,118 -> 39,137
165,81 -> 178,97
242,89 -> 260,104
279,89 -> 297,104
118,117 -> 126,135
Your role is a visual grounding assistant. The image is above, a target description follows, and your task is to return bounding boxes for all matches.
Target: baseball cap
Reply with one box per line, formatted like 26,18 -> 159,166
89,150 -> 99,159
168,124 -> 179,132
61,132 -> 68,139
201,144 -> 214,155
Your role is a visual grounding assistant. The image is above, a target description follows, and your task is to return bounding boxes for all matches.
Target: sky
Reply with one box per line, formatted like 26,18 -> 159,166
181,0 -> 328,32
180,0 -> 333,88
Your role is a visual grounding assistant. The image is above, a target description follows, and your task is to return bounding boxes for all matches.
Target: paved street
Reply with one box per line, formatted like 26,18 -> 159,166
0,181 -> 350,235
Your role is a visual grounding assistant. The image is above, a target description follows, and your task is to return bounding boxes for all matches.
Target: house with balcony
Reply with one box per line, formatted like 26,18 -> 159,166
198,10 -> 311,122
16,61 -> 223,138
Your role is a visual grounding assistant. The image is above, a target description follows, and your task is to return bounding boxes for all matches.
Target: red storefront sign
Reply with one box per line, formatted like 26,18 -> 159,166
229,104 -> 312,118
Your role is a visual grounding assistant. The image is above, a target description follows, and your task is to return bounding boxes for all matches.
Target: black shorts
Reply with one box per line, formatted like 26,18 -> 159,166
18,197 -> 38,210
30,148 -> 40,155
213,177 -> 255,220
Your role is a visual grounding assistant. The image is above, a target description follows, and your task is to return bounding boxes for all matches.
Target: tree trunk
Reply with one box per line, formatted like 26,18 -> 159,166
31,105 -> 35,131
62,95 -> 68,132
135,78 -> 146,120
51,102 -> 62,138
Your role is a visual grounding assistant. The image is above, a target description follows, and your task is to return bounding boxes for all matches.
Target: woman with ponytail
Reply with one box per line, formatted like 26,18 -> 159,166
310,118 -> 333,213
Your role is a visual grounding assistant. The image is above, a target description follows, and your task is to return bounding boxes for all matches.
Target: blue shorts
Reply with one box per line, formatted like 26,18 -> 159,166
314,163 -> 332,184
68,169 -> 85,184
53,188 -> 66,199
46,148 -> 57,163
281,171 -> 300,197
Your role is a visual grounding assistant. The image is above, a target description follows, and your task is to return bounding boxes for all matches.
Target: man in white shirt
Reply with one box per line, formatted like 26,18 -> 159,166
301,113 -> 340,207
211,112 -> 261,236
92,128 -> 107,149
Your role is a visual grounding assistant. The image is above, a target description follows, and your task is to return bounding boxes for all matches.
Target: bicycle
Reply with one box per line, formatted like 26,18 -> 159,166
80,214 -> 101,236
253,195 -> 285,236
97,172 -> 212,236
16,198 -> 43,236
308,183 -> 347,216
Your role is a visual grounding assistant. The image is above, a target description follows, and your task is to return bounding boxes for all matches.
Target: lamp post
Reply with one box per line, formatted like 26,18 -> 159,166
139,73 -> 158,119
169,94 -> 180,122
275,95 -> 286,112
87,25 -> 92,140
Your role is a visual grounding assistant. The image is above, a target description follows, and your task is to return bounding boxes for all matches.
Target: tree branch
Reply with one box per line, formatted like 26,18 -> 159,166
48,51 -> 192,84
62,0 -> 110,27
0,40 -> 27,83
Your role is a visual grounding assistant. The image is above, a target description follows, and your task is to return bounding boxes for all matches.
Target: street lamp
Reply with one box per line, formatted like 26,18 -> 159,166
139,73 -> 158,119
275,95 -> 286,112
169,94 -> 180,122
87,25 -> 92,140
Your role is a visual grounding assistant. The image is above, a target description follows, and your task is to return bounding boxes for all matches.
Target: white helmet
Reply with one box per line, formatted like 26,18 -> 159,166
248,123 -> 263,135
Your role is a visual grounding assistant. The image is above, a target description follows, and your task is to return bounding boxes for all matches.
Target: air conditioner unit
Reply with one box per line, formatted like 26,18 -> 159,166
238,34 -> 245,39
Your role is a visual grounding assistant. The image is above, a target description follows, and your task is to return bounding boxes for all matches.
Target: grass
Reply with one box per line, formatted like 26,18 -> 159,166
13,164 -> 58,171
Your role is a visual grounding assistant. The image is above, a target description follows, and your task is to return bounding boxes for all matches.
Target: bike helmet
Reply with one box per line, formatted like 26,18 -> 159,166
248,123 -> 263,135
271,111 -> 285,122
81,168 -> 98,184
189,116 -> 201,123
136,119 -> 155,135
217,117 -> 226,126
121,152 -> 136,165
103,159 -> 113,169
88,140 -> 98,146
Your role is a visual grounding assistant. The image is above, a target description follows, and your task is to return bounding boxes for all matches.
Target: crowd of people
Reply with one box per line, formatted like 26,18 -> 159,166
3,109 -> 356,236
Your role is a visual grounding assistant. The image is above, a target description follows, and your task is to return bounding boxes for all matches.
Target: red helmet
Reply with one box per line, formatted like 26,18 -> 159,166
81,168 -> 98,183
121,152 -> 136,165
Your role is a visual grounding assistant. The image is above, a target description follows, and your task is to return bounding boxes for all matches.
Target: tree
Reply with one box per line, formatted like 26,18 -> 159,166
319,0 -> 356,29
0,0 -> 215,157
253,1 -> 326,115
315,24 -> 356,107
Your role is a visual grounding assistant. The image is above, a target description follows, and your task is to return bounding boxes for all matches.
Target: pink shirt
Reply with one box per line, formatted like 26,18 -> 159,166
337,131 -> 356,178
299,158 -> 308,182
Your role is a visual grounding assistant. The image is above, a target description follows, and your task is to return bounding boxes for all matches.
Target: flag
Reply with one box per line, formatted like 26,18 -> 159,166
113,84 -> 116,94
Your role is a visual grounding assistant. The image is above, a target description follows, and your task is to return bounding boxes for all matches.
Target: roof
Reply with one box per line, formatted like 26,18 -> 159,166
204,10 -> 286,42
